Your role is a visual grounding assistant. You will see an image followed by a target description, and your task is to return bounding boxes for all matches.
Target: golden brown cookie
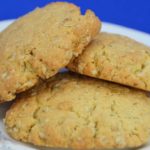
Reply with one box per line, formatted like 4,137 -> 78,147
5,72 -> 150,149
68,32 -> 150,91
0,2 -> 101,102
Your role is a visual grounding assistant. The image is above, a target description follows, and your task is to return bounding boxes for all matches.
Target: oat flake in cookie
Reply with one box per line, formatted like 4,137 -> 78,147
0,2 -> 101,102
68,32 -> 150,91
5,72 -> 150,149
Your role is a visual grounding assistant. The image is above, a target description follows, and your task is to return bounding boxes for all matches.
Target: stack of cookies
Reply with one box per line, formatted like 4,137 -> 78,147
1,2 -> 150,150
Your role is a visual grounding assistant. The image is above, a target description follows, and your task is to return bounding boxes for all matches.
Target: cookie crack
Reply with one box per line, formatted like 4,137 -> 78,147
26,94 -> 41,140
110,100 -> 143,146
110,100 -> 126,146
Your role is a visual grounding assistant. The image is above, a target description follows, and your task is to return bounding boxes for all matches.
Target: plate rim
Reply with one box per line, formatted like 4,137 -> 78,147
0,19 -> 150,46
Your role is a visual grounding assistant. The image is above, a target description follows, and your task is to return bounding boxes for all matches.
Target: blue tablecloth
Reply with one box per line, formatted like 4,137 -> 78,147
0,0 -> 150,33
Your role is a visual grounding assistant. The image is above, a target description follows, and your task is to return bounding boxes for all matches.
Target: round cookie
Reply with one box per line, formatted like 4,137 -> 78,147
68,32 -> 150,91
0,2 -> 101,102
5,72 -> 150,149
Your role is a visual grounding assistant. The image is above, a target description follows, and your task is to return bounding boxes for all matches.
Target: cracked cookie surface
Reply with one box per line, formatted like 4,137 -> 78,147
68,32 -> 150,91
5,72 -> 150,149
0,2 -> 101,102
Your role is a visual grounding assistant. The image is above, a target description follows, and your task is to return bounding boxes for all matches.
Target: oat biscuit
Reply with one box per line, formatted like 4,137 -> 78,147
5,73 -> 150,149
68,32 -> 150,91
0,2 -> 101,102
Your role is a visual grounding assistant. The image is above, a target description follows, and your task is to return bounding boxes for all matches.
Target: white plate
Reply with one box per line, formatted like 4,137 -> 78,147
0,20 -> 150,150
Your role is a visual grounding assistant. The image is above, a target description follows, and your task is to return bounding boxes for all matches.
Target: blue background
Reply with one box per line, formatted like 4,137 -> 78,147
0,0 -> 150,33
